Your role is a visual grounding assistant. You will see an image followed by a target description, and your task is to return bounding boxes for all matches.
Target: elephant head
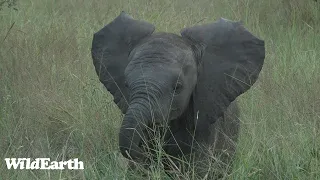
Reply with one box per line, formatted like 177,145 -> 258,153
91,12 -> 265,163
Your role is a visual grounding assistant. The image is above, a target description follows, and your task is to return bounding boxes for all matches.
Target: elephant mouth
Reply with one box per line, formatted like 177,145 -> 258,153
171,107 -> 179,111
169,108 -> 181,120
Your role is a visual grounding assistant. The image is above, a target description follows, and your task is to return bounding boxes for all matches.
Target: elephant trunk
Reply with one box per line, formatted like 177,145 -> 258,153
119,99 -> 153,161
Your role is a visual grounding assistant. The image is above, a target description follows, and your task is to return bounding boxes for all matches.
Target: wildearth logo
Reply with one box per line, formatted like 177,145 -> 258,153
5,158 -> 84,170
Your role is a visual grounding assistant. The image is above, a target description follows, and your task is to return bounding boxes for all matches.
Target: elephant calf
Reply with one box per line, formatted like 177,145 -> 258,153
91,11 -> 265,179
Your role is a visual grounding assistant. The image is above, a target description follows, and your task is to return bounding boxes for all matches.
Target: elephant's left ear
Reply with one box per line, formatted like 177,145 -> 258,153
91,12 -> 155,113
181,18 -> 265,140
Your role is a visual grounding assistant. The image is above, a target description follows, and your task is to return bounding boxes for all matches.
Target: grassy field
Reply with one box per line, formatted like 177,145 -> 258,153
0,0 -> 319,179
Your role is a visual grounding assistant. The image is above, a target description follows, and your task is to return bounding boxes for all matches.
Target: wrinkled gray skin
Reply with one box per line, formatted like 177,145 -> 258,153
91,12 -> 265,178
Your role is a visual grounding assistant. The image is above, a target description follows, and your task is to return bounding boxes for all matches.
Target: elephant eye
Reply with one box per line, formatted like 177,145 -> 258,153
124,81 -> 129,88
173,81 -> 183,94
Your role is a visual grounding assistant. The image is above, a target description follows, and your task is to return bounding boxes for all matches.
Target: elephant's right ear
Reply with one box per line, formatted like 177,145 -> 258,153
181,18 -> 265,142
91,12 -> 155,113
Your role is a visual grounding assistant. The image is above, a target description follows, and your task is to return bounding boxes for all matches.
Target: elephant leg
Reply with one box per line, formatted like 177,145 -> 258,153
187,101 -> 240,179
207,101 -> 240,178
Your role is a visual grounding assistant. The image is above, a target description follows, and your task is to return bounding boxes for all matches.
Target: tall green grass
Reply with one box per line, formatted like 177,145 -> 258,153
0,0 -> 319,179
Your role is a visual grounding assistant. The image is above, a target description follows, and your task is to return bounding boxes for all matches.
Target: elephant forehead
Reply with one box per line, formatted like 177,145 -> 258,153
129,33 -> 194,65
